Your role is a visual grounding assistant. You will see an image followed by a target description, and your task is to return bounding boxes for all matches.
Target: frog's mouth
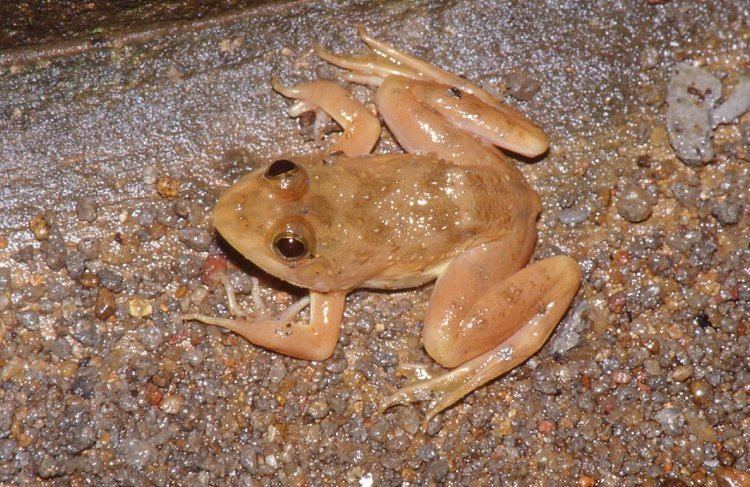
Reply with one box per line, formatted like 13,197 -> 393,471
211,191 -> 337,293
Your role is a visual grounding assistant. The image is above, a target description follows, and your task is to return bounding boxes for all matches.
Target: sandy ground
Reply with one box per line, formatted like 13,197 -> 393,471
0,0 -> 748,485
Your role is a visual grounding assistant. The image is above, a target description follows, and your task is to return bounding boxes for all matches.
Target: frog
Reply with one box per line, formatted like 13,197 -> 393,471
184,27 -> 581,428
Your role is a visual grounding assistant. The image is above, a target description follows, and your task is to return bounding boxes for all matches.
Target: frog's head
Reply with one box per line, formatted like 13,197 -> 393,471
212,158 -> 352,292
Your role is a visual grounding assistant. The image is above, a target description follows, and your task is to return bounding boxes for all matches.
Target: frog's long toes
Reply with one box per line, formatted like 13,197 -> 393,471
378,379 -> 439,414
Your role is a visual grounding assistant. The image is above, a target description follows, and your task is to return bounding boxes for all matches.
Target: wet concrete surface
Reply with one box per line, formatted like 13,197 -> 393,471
0,0 -> 748,484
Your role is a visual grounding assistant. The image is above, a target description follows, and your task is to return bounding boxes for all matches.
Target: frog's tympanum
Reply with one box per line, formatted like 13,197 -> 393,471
185,27 -> 581,427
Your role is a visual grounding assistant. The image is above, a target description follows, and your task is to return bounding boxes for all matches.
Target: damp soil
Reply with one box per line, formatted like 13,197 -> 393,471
0,1 -> 748,485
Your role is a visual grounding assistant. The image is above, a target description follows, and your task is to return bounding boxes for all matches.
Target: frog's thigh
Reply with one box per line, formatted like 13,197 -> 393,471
423,228 -> 537,367
375,76 -> 502,168
423,248 -> 580,370
406,80 -> 549,158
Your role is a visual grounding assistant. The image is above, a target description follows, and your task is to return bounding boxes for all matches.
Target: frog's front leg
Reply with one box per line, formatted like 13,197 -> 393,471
184,282 -> 346,361
381,253 -> 581,429
272,79 -> 380,157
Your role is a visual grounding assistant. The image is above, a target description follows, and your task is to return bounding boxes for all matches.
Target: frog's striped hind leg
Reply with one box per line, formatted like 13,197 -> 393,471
273,79 -> 381,157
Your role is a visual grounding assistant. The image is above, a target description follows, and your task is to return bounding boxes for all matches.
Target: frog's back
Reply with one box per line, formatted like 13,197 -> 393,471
304,154 -> 539,287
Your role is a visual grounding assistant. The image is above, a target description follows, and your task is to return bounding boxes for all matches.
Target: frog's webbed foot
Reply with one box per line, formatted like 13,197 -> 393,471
317,25 -> 494,104
272,78 -> 380,157
183,277 -> 346,361
379,351 -> 510,431
380,255 -> 581,431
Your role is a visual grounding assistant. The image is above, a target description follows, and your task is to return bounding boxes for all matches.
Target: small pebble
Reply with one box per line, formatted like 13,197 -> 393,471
121,438 -> 156,470
714,466 -> 750,487
29,213 -> 50,240
268,360 -> 287,384
557,207 -> 590,225
424,458 -> 449,481
160,394 -> 184,414
504,69 -> 542,101
79,272 -> 99,289
77,237 -> 100,260
16,310 -> 40,330
142,165 -> 157,185
98,268 -> 124,292
0,268 -> 10,293
129,298 -> 153,317
156,176 -> 180,198
617,186 -> 653,222
95,287 -> 117,320
671,365 -> 693,382
172,199 -> 192,218
42,238 -> 67,271
178,228 -> 212,252
307,399 -> 329,420
176,253 -> 203,279
689,380 -> 713,406
65,251 -> 86,280
416,444 -> 436,462
75,197 -> 98,222
712,200 -> 741,225
537,420 -> 554,434
654,407 -> 685,436
139,324 -> 163,350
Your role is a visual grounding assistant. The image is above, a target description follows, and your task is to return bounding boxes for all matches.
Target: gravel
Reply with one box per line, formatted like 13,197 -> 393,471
665,63 -> 721,165
617,185 -> 654,223
654,407 -> 686,436
177,228 -> 212,252
75,197 -> 98,222
1,1 -> 748,485
712,77 -> 750,126
15,310 -> 40,330
712,200 -> 742,225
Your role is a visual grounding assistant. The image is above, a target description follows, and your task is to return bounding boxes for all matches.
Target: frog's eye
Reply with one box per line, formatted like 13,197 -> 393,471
272,232 -> 309,260
265,159 -> 298,179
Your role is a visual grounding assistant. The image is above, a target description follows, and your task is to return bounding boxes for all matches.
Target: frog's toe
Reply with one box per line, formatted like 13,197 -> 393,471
379,359 -> 490,431
315,44 -> 417,86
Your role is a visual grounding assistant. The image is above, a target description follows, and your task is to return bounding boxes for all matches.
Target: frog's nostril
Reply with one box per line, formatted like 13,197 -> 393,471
265,159 -> 298,178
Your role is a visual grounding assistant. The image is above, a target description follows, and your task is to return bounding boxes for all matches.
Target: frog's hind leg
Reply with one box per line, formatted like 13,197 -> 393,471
273,79 -> 381,157
318,27 -> 548,159
375,76 -> 549,160
380,254 -> 581,430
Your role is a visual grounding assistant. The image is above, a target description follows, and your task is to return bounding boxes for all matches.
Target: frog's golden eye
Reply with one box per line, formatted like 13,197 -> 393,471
272,232 -> 309,260
265,159 -> 298,179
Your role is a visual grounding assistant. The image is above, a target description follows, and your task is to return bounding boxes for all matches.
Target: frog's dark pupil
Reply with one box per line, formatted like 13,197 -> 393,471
266,159 -> 297,178
274,235 -> 307,259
